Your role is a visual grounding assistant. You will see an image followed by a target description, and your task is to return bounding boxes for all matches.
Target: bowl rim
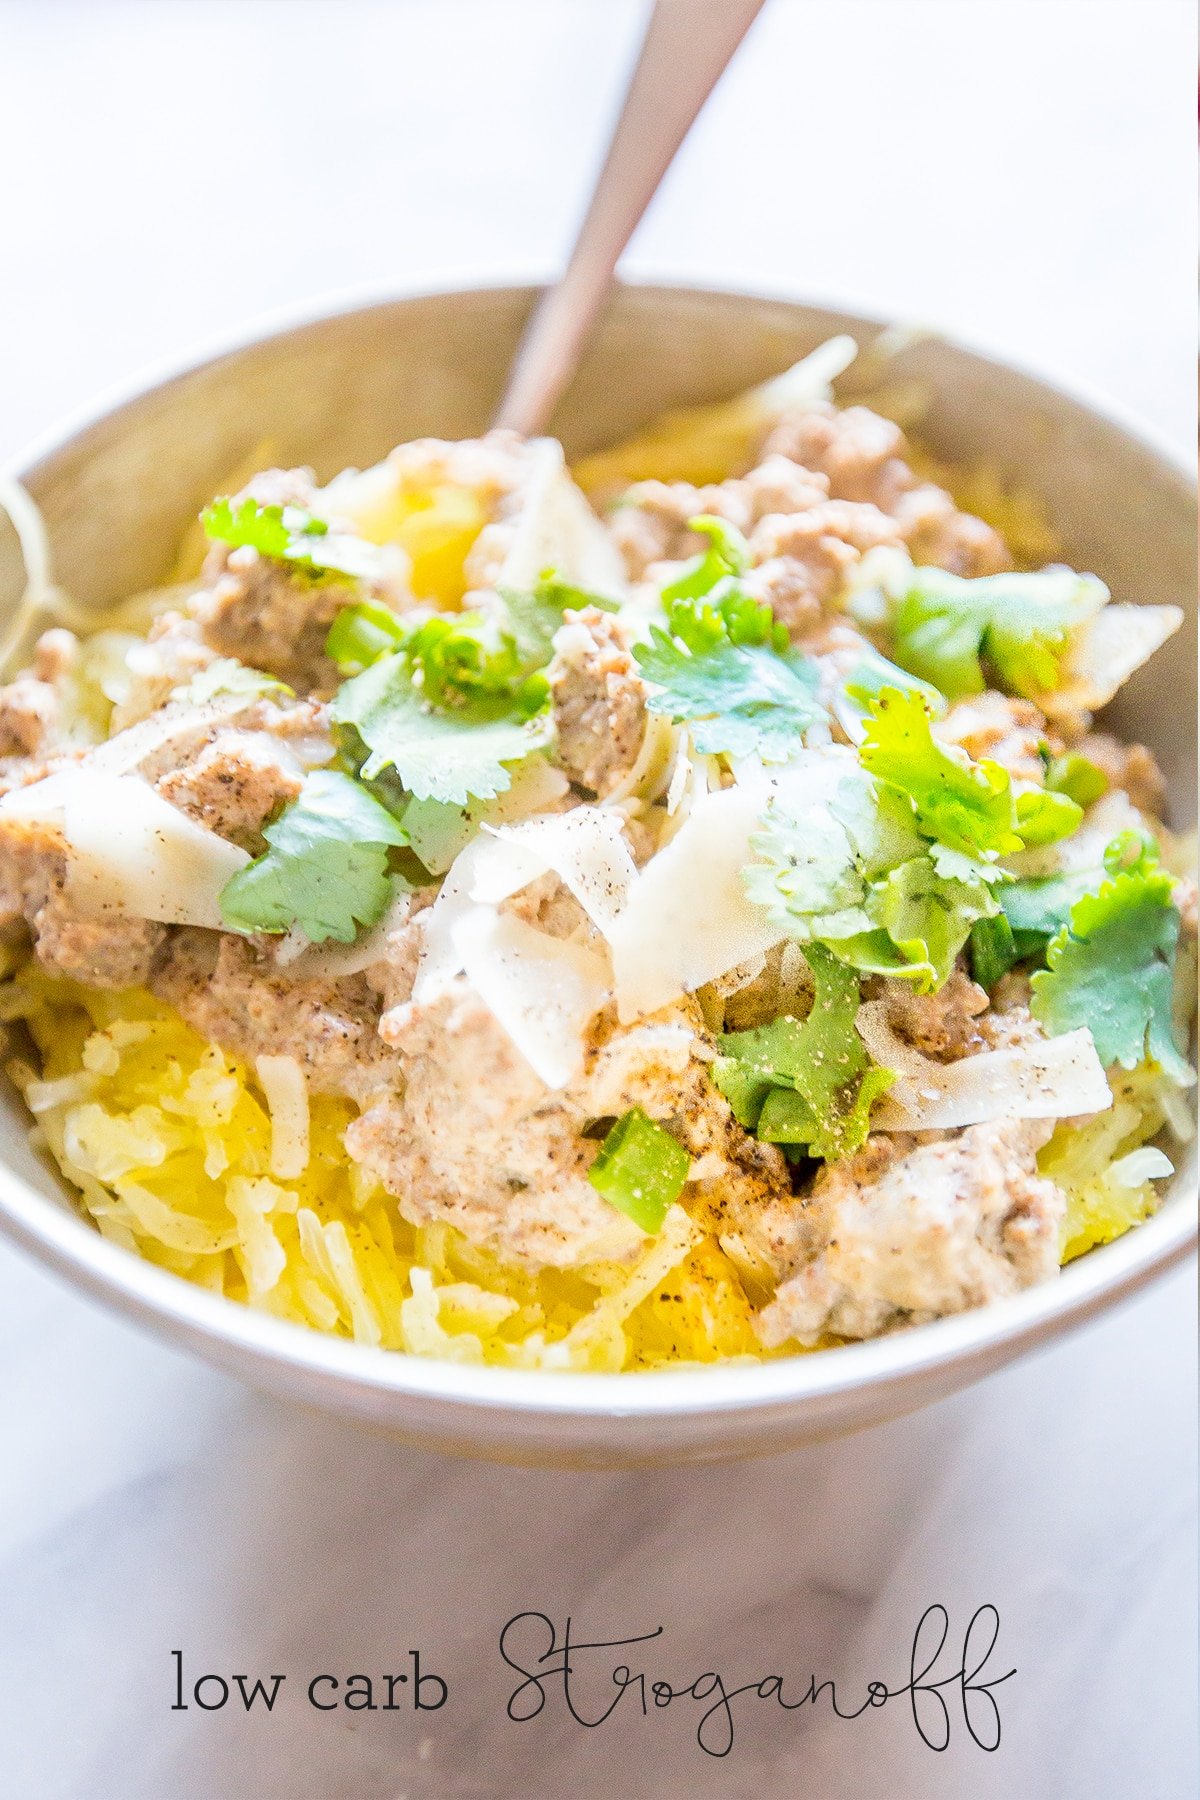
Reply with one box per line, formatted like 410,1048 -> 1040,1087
0,276 -> 1195,1424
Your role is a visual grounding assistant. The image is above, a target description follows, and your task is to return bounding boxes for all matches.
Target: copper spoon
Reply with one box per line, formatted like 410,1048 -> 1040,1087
493,0 -> 767,436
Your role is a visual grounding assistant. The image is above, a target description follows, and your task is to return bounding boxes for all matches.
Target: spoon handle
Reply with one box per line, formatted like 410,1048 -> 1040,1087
493,0 -> 767,436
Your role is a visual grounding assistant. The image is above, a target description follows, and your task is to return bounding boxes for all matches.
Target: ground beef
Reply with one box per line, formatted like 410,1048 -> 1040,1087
871,963 -> 990,1062
151,930 -> 398,1104
154,729 -> 304,849
548,607 -> 648,797
754,1115 -> 1065,1347
0,627 -> 83,766
764,402 -> 1011,577
744,498 -> 905,640
610,401 -> 1007,647
938,690 -> 1058,785
0,673 -> 59,759
29,896 -> 165,988
0,812 -> 166,987
607,456 -> 833,581
349,989 -> 794,1272
189,468 -> 403,696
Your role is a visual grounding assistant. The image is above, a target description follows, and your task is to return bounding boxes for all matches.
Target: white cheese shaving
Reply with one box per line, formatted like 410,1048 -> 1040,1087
753,335 -> 859,416
1044,603 -> 1184,715
474,806 -> 637,933
855,1001 -> 1112,1131
255,1054 -> 311,1179
451,907 -> 610,1089
291,760 -> 559,991
88,692 -> 271,777
0,768 -> 250,928
1107,1146 -> 1174,1187
497,438 -> 627,598
608,781 -> 784,1022
413,835 -> 515,1003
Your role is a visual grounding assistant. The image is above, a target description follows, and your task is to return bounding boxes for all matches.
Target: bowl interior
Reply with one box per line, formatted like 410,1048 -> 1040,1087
0,284 -> 1195,1464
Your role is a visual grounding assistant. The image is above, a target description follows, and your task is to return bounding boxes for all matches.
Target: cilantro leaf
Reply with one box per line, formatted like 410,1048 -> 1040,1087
333,651 -> 552,806
659,513 -> 751,605
744,782 -> 873,924
218,770 -> 407,944
635,555 -> 821,762
745,767 -> 1000,991
837,645 -> 946,733
1000,865 -> 1102,945
1031,845 -> 1192,1080
517,570 -> 623,621
492,576 -> 605,680
1044,750 -> 1109,809
327,569 -> 589,692
862,854 -> 998,989
968,913 -> 1020,990
328,573 -> 574,810
326,599 -> 407,674
860,687 -> 1019,856
396,612 -> 548,711
744,691 -> 1079,994
203,495 -> 296,560
636,634 -> 823,760
659,575 -> 788,659
998,831 -> 1160,964
860,687 -> 1081,858
712,945 -> 893,1161
203,495 -> 378,582
886,564 -> 1108,699
1013,784 -> 1086,846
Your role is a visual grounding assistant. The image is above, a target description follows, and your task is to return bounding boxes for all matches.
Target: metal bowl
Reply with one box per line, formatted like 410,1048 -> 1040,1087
0,283 -> 1194,1466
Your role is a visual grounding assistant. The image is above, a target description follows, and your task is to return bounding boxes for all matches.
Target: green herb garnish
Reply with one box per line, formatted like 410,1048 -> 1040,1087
587,1107 -> 691,1233
880,564 -> 1107,699
1031,836 -> 1191,1080
712,945 -> 894,1161
219,769 -> 407,944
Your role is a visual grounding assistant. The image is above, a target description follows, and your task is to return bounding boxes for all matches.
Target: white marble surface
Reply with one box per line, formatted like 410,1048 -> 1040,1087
0,3 -> 1195,1796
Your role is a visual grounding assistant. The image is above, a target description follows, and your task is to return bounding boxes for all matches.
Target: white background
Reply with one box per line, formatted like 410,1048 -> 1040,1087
0,3 -> 1196,1795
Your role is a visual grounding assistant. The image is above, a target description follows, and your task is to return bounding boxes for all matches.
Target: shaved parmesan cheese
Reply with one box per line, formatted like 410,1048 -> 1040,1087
1109,1146 -> 1174,1187
609,782 -> 783,1022
255,1054 -> 310,1179
0,768 -> 249,928
855,1001 -> 1112,1130
282,763 -> 570,984
755,335 -> 860,414
413,835 -> 512,1003
475,806 -> 637,932
498,439 -> 627,598
452,907 -> 610,1088
1043,603 -> 1184,716
89,692 -> 272,778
